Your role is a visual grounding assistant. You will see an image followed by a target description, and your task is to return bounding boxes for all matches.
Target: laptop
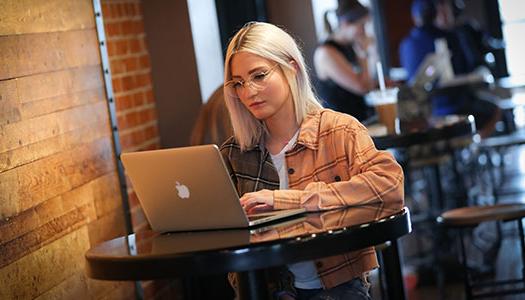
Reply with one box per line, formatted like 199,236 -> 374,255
120,145 -> 305,232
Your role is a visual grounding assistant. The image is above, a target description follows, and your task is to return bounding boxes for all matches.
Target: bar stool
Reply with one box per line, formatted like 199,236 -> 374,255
437,203 -> 525,299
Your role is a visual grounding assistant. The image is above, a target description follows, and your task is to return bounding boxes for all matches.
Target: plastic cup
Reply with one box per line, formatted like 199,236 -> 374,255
365,88 -> 399,135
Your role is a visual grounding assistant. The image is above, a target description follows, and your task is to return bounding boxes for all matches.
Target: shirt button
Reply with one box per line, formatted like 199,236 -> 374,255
334,175 -> 341,182
315,261 -> 323,268
288,168 -> 295,175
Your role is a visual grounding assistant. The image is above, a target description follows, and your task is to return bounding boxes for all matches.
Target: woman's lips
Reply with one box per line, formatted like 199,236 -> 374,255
249,101 -> 265,108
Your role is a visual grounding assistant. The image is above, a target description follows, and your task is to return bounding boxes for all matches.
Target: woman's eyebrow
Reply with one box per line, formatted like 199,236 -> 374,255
231,66 -> 269,79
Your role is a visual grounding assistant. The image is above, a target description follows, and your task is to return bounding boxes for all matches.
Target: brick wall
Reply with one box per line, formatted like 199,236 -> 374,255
101,0 -> 159,233
101,1 -> 182,298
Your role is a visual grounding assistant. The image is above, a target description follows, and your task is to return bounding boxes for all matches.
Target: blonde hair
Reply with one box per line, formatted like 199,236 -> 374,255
223,22 -> 322,151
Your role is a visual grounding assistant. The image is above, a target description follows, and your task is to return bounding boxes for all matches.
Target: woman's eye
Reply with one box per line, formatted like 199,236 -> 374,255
252,73 -> 267,82
232,81 -> 243,89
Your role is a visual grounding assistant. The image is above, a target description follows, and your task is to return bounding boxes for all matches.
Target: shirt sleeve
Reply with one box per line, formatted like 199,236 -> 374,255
273,127 -> 404,211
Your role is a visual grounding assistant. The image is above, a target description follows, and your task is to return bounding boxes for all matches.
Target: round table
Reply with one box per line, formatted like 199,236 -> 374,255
86,204 -> 411,300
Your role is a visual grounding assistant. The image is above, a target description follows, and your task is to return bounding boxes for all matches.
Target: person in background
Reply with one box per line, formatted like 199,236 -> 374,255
313,0 -> 378,122
221,21 -> 404,299
399,0 -> 500,137
190,85 -> 233,146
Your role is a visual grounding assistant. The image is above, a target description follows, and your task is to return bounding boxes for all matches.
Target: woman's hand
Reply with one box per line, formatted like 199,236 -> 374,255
240,189 -> 274,214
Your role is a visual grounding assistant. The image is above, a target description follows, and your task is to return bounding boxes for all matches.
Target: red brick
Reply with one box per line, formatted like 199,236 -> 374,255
110,3 -> 120,19
124,57 -> 138,72
135,2 -> 143,17
119,132 -> 133,149
117,3 -> 127,18
117,115 -> 127,129
138,54 -> 149,69
125,111 -> 139,127
129,3 -> 137,17
116,94 -> 133,111
122,75 -> 136,90
144,141 -> 159,151
136,73 -> 151,88
144,107 -> 157,122
132,92 -> 144,107
125,3 -> 134,16
112,78 -> 123,93
132,129 -> 145,144
106,40 -> 116,56
102,3 -> 111,19
120,20 -> 133,35
133,20 -> 145,35
144,125 -> 157,140
129,38 -> 141,53
115,39 -> 128,55
110,59 -> 125,75
105,22 -> 120,37
144,89 -> 154,103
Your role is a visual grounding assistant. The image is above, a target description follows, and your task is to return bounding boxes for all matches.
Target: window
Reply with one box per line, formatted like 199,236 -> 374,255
499,0 -> 525,76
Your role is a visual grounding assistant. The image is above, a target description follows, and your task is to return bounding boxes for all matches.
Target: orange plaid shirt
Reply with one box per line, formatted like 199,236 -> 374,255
220,108 -> 404,289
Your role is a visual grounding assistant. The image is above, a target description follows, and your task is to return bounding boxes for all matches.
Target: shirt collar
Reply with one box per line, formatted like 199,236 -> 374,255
296,109 -> 323,150
246,108 -> 324,152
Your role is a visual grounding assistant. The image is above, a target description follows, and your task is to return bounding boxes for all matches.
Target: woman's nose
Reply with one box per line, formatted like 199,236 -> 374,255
239,83 -> 258,99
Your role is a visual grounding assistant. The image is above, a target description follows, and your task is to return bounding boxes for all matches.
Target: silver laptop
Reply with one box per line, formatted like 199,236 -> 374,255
120,145 -> 305,232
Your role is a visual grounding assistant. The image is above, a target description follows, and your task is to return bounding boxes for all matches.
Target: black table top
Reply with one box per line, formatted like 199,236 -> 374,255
85,204 -> 410,281
371,115 -> 476,150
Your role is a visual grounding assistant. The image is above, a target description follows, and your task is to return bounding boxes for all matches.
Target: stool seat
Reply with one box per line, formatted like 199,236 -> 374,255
438,203 -> 525,227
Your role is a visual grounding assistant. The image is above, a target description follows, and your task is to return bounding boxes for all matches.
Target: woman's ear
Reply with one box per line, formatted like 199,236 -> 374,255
289,60 -> 299,74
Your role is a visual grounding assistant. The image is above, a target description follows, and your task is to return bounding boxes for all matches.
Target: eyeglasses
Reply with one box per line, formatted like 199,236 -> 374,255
225,64 -> 279,98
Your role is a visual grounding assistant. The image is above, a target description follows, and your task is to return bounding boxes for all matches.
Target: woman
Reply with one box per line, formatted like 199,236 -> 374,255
314,0 -> 377,121
220,22 -> 404,299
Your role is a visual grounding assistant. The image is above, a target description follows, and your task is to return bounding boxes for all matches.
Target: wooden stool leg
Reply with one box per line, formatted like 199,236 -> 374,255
459,229 -> 473,300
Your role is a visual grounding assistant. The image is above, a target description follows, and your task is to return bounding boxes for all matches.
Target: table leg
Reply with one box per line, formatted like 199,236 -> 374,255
236,270 -> 269,300
381,239 -> 406,300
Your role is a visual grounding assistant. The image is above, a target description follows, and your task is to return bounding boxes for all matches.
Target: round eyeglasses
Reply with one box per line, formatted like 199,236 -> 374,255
225,64 -> 279,98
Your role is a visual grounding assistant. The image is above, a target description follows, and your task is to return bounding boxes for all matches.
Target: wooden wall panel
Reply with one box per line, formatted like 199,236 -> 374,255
0,1 -> 133,298
0,0 -> 94,36
0,30 -> 100,80
0,227 -> 91,299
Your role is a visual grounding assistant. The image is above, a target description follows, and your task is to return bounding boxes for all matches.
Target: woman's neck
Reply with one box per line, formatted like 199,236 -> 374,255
264,116 -> 299,154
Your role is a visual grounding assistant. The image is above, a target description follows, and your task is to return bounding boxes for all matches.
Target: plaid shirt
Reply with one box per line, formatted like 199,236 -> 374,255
220,108 -> 404,289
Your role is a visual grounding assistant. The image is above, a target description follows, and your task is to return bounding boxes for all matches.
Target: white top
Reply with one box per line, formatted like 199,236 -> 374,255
269,130 -> 323,290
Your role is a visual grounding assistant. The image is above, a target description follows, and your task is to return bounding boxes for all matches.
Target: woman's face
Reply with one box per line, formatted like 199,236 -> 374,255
229,52 -> 294,122
340,15 -> 368,41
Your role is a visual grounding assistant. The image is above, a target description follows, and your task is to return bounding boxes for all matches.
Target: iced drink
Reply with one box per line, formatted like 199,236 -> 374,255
365,88 -> 399,135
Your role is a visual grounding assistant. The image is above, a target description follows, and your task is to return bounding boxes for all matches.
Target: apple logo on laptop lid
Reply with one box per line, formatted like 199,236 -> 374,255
175,181 -> 190,199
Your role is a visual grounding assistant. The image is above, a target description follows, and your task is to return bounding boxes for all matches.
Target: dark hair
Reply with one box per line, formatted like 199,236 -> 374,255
411,0 -> 437,26
336,0 -> 369,23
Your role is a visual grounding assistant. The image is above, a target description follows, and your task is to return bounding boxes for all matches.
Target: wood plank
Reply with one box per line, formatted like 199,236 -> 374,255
16,65 -> 104,105
34,272 -> 89,300
0,172 -> 119,247
0,29 -> 100,80
0,136 -> 115,219
87,208 -> 126,249
0,201 -> 95,268
0,227 -> 90,299
0,79 -> 20,126
20,88 -> 105,121
86,277 -> 136,300
91,173 -> 122,218
0,0 -> 95,36
0,117 -> 110,173
0,101 -> 109,154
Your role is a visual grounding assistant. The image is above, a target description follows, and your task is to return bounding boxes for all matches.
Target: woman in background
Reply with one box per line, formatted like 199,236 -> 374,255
220,21 -> 403,299
314,0 -> 377,121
